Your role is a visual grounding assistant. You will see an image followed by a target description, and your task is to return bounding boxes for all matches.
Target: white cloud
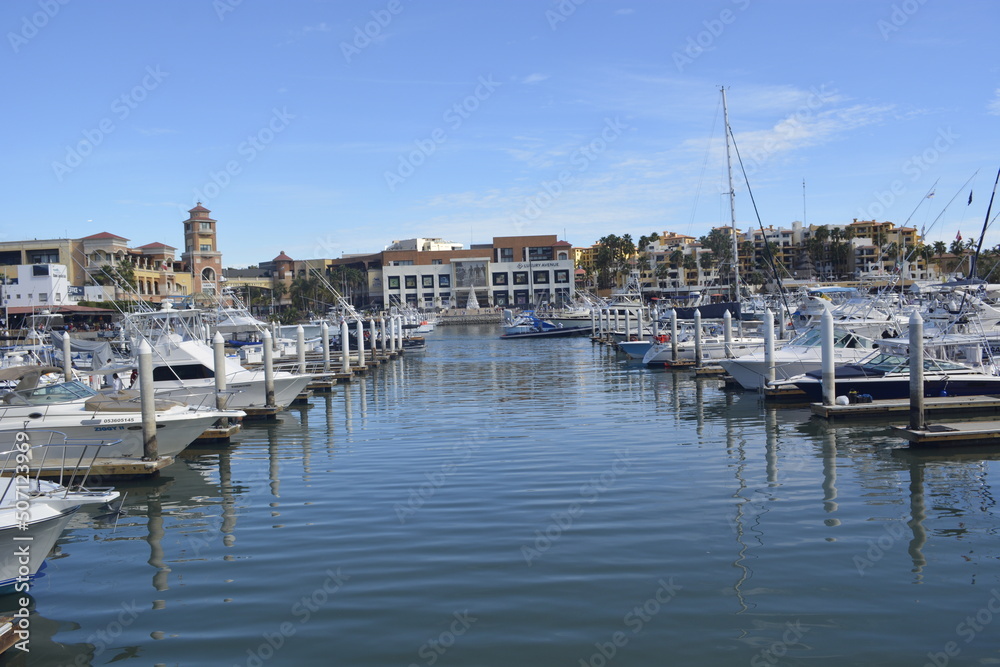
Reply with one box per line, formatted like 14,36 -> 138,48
522,73 -> 550,84
988,89 -> 1000,116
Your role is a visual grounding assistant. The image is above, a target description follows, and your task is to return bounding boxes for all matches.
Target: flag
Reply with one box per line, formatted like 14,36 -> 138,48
926,191 -> 935,199
968,190 -> 974,205
957,230 -> 962,241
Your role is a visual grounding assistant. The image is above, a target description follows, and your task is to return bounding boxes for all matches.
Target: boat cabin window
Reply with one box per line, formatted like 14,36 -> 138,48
3,380 -> 97,405
153,364 -> 215,381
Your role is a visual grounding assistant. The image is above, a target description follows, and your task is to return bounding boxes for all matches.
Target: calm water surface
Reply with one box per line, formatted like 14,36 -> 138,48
5,325 -> 1000,666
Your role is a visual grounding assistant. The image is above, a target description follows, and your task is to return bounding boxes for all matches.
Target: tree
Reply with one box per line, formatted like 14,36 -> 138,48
94,260 -> 137,293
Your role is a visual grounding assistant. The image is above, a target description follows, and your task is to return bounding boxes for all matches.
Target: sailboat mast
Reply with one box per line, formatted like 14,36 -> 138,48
721,87 -> 739,301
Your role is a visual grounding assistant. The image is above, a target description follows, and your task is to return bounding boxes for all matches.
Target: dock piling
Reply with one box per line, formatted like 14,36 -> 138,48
138,340 -> 158,460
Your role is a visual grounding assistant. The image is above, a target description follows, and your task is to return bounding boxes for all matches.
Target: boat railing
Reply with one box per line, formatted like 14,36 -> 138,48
0,430 -> 121,502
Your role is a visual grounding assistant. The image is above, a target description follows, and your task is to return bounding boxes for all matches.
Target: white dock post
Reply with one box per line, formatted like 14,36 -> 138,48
213,332 -> 230,427
138,340 -> 158,460
262,330 -> 276,406
321,322 -> 330,373
296,324 -> 306,374
694,309 -> 703,369
591,309 -> 597,336
821,309 -> 835,406
723,309 -> 733,359
380,316 -> 387,355
271,321 -> 280,353
62,331 -> 73,382
394,315 -> 402,350
369,319 -> 377,361
624,309 -> 632,342
356,319 -> 367,370
341,319 -> 351,372
909,311 -> 925,430
213,332 -> 228,411
764,308 -> 775,387
670,309 -> 678,363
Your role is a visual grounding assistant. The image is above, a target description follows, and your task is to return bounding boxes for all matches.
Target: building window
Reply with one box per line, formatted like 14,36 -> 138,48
554,270 -> 569,284
431,259 -> 443,265
499,248 -> 514,262
532,270 -> 550,284
388,276 -> 400,289
528,247 -> 553,261
29,251 -> 59,264
200,222 -> 212,231
492,272 -> 508,286
513,271 -> 528,285
422,275 -> 434,288
439,275 -> 451,288
200,244 -> 212,252
405,275 -> 417,289
38,293 -> 47,302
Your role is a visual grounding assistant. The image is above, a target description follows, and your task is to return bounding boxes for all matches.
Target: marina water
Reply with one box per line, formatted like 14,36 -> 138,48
7,325 -> 1000,666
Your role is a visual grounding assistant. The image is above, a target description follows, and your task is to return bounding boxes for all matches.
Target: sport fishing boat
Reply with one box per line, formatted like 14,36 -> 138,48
121,303 -> 312,410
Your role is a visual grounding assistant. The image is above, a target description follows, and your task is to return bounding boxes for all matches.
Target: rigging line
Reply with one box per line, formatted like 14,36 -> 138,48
971,167 -> 1000,281
687,95 -> 722,235
726,125 -> 798,333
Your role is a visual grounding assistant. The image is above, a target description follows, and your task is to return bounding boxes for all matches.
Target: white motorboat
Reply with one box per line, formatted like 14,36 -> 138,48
717,327 -> 881,390
0,432 -> 120,590
0,366 -> 241,458
122,304 -> 312,410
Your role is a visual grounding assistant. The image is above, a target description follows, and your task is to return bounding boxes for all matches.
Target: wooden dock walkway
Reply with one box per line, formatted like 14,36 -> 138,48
810,395 -> 1000,421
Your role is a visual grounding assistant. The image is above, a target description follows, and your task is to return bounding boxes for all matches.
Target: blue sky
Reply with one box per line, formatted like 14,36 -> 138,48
3,0 -> 999,267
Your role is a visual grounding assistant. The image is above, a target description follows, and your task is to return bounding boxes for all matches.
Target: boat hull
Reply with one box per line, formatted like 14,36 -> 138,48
791,375 -> 1000,402
500,327 -> 591,339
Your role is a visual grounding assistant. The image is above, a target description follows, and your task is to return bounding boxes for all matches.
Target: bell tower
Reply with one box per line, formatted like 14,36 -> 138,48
181,203 -> 222,295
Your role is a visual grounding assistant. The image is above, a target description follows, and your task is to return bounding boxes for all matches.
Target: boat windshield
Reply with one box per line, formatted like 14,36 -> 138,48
788,328 -> 872,349
1,380 -> 97,406
859,353 -> 974,374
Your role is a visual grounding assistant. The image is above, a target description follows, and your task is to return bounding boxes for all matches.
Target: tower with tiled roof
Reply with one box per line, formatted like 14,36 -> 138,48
181,203 -> 222,295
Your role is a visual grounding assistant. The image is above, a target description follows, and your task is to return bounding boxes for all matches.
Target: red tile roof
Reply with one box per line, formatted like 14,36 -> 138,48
81,231 -> 129,241
273,251 -> 293,262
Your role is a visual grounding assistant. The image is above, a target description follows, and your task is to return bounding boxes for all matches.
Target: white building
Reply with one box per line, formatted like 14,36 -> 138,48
1,264 -> 75,309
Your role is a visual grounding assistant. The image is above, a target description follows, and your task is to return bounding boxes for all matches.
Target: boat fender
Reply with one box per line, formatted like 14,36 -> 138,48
835,395 -> 850,406
656,334 -> 670,343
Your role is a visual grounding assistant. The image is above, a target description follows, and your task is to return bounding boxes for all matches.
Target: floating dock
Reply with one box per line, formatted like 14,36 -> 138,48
810,395 -> 1000,421
892,421 -> 1000,448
